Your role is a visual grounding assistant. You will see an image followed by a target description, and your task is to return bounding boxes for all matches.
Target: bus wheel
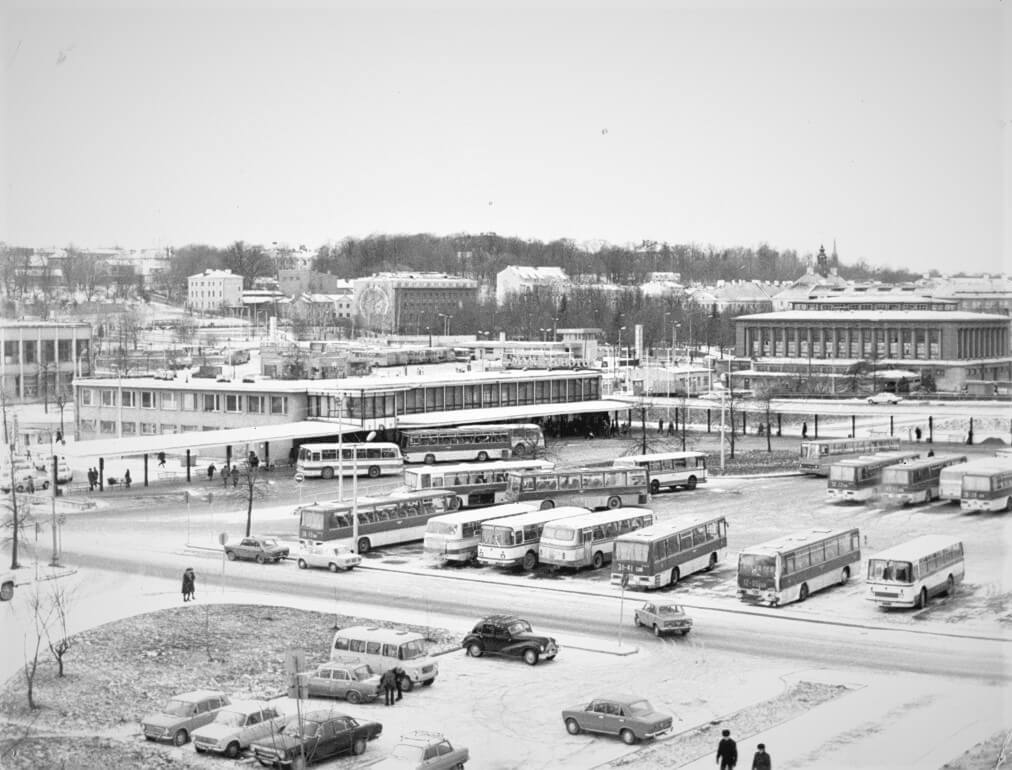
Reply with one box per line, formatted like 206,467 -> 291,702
367,465 -> 380,479
523,551 -> 538,570
357,537 -> 371,555
798,583 -> 809,602
606,496 -> 621,509
513,443 -> 527,457
321,466 -> 334,480
424,454 -> 436,465
686,476 -> 697,490
477,451 -> 489,462
540,500 -> 555,510
839,567 -> 850,586
917,587 -> 928,609
946,575 -> 956,596
649,479 -> 660,495
706,553 -> 717,571
592,551 -> 605,570
669,567 -> 680,586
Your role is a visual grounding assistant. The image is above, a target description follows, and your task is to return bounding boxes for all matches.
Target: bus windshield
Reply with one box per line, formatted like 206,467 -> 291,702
614,541 -> 649,563
399,640 -> 426,660
483,526 -> 514,546
880,468 -> 909,484
739,554 -> 775,577
829,466 -> 857,482
542,525 -> 577,542
867,559 -> 913,583
425,521 -> 458,536
963,476 -> 992,492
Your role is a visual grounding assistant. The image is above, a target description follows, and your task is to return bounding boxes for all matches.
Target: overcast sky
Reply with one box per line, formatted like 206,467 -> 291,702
2,1 -> 1008,274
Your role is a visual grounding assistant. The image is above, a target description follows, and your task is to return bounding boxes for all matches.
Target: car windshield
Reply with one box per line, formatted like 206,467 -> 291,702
213,710 -> 248,727
399,640 -> 426,660
353,665 -> 374,680
507,620 -> 532,635
284,718 -> 320,738
161,699 -> 195,716
389,744 -> 425,761
627,700 -> 653,716
656,605 -> 682,615
261,538 -> 278,547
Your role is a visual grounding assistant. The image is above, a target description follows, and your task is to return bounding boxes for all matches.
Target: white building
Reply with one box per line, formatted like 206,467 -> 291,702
187,269 -> 244,312
495,266 -> 570,305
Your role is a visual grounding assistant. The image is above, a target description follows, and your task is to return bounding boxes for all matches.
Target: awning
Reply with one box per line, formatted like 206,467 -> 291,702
395,399 -> 632,428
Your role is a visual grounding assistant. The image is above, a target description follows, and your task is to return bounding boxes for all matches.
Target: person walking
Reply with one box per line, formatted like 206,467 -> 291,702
380,669 -> 397,706
207,463 -> 216,481
87,467 -> 96,492
124,469 -> 132,489
157,451 -> 166,467
223,464 -> 230,488
394,667 -> 407,701
230,465 -> 239,488
915,426 -> 922,442
181,567 -> 196,602
716,729 -> 738,770
801,422 -> 808,439
658,419 -> 664,434
751,743 -> 771,770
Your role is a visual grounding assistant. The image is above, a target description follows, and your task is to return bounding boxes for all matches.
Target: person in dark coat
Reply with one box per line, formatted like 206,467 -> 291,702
394,667 -> 407,701
751,743 -> 771,770
380,669 -> 397,706
88,468 -> 96,492
207,463 -> 216,481
230,465 -> 239,488
124,469 -> 131,488
716,729 -> 738,770
801,422 -> 808,439
157,451 -> 166,467
181,567 -> 196,602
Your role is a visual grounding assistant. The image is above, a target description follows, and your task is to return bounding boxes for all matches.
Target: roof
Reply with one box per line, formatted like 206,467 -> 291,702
616,514 -> 722,542
541,507 -> 653,531
220,700 -> 271,712
395,399 -> 629,429
880,455 -> 967,472
742,527 -> 858,555
735,310 -> 1011,322
868,535 -> 965,561
79,376 -> 314,392
481,506 -> 591,528
424,502 -> 539,525
174,689 -> 227,701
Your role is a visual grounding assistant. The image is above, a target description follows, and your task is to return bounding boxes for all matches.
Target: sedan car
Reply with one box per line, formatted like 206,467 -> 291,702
141,690 -> 231,746
191,699 -> 286,757
867,392 -> 903,405
633,602 -> 693,637
251,709 -> 381,767
302,662 -> 381,704
371,730 -> 469,769
224,536 -> 290,564
562,696 -> 673,745
297,541 -> 362,572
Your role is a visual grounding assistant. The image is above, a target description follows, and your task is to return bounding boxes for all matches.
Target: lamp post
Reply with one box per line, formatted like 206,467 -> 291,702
426,326 -> 431,348
438,313 -> 453,337
55,393 -> 66,442
617,326 -> 626,393
672,322 -> 681,364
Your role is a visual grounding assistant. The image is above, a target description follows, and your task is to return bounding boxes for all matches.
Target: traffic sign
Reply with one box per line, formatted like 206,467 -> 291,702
294,472 -> 304,484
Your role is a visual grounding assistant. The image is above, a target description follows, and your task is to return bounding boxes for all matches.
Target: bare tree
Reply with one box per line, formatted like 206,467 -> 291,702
44,582 -> 75,677
229,458 -> 275,537
23,585 -> 54,709
754,385 -> 775,453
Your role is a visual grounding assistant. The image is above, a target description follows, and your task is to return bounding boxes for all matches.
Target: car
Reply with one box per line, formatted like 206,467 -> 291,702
191,699 -> 286,757
297,541 -> 362,572
0,569 -> 15,601
633,602 -> 693,637
302,662 -> 382,704
250,709 -> 382,767
561,696 -> 674,745
697,391 -> 725,401
141,690 -> 231,746
224,536 -> 290,564
461,615 -> 558,666
867,392 -> 903,405
371,730 -> 469,770
0,464 -> 49,494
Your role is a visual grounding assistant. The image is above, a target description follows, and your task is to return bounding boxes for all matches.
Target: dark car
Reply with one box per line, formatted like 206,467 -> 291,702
224,536 -> 290,564
461,615 -> 558,666
251,709 -> 381,767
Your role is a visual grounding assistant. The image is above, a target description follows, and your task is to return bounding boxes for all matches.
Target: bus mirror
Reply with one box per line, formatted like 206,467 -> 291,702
366,431 -> 377,442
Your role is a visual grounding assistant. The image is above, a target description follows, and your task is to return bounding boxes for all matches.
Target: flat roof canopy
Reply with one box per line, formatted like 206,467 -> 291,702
63,420 -> 360,459
395,399 -> 631,428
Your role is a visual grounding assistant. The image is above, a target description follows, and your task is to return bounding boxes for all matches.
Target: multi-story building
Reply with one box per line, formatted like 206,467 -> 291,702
277,270 -> 345,296
495,266 -> 570,305
187,269 -> 244,313
1,321 -> 92,402
919,275 -> 1012,315
353,273 -> 478,334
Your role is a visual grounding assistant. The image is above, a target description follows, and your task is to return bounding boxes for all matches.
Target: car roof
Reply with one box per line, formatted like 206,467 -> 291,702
399,730 -> 448,746
589,695 -> 650,705
479,614 -> 529,624
173,690 -> 228,702
220,699 -> 271,713
301,709 -> 350,722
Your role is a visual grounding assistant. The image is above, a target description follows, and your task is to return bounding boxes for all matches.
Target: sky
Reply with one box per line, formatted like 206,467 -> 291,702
1,0 -> 1008,275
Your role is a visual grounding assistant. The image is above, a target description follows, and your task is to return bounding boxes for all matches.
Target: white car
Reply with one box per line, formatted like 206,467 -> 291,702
297,541 -> 362,572
867,392 -> 903,405
191,700 -> 285,758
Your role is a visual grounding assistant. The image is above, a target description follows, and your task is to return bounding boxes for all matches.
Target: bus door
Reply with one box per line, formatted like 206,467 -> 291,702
582,529 -> 593,563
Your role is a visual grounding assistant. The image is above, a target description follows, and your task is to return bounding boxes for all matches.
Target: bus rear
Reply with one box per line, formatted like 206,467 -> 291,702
879,456 -> 966,505
423,503 -> 537,564
538,508 -> 654,570
961,469 -> 1012,512
737,550 -> 779,604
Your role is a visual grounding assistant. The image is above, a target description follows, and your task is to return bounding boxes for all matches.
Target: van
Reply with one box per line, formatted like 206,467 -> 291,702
330,625 -> 438,690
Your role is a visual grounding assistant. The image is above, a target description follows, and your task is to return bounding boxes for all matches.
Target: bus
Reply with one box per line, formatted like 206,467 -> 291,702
399,424 -> 545,464
422,502 -> 539,564
737,527 -> 861,606
939,458 -> 1012,502
331,626 -> 438,688
879,455 -> 967,505
538,508 -> 655,571
800,437 -> 902,475
296,442 -> 403,479
866,535 -> 965,609
610,514 -> 728,590
960,467 -> 1012,512
403,459 -> 555,508
825,451 -> 921,502
612,451 -> 707,494
503,467 -> 649,511
477,506 -> 591,570
296,490 -> 459,554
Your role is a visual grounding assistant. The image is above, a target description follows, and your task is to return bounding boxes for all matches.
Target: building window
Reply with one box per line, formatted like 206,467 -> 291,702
100,389 -> 117,407
141,391 -> 155,408
225,394 -> 242,413
80,388 -> 93,406
140,422 -> 158,435
58,339 -> 72,361
121,422 -> 137,435
203,394 -> 220,412
248,395 -> 264,414
79,419 -> 95,434
100,420 -> 117,435
160,424 -> 178,434
181,393 -> 198,411
161,392 -> 177,409
180,424 -> 200,432
270,395 -> 288,414
122,391 -> 136,408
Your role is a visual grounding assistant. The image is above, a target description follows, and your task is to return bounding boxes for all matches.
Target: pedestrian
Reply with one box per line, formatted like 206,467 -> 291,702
658,419 -> 664,434
87,467 -> 96,492
181,567 -> 196,601
801,421 -> 808,439
716,728 -> 738,770
927,449 -> 935,457
667,421 -> 675,436
207,463 -> 216,481
231,465 -> 239,488
124,469 -> 131,489
26,476 -> 35,494
394,667 -> 407,701
751,743 -> 771,770
249,451 -> 260,469
157,451 -> 166,467
915,426 -> 922,442
380,669 -> 397,706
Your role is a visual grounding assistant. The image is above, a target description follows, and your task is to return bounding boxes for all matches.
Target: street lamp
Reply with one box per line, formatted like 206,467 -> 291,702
438,313 -> 453,336
426,326 -> 432,348
672,322 -> 681,364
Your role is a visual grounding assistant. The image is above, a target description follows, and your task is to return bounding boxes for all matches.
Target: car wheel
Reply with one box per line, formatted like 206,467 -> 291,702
352,737 -> 367,756
606,495 -> 621,509
523,648 -> 539,666
592,551 -> 605,570
467,643 -> 484,658
357,537 -> 370,555
523,550 -> 538,570
620,728 -> 637,745
226,551 -> 237,561
346,689 -> 362,704
401,677 -> 414,693
799,583 -> 809,602
172,729 -> 188,747
225,741 -> 241,759
0,582 -> 13,601
368,465 -> 380,479
424,454 -> 436,465
565,718 -> 582,735
321,466 -> 335,480
477,451 -> 489,462
328,562 -> 340,572
634,615 -> 641,627
649,479 -> 660,495
297,558 -> 308,569
539,500 -> 555,510
839,567 -> 850,586
686,476 -> 697,490
256,553 -> 266,564
422,679 -> 434,686
681,629 -> 691,636
653,624 -> 662,637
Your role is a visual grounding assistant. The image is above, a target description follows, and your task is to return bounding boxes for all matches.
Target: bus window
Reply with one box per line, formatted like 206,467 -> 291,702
521,477 -> 536,492
583,473 -> 604,488
383,644 -> 398,657
535,476 -> 558,491
366,641 -> 382,654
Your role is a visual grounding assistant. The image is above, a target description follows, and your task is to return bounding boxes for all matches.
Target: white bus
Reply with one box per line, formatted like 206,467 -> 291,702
422,502 -> 539,564
737,527 -> 861,606
613,451 -> 707,494
879,455 -> 967,505
939,459 -> 1012,502
477,506 -> 591,570
296,442 -> 403,479
538,508 -> 655,571
611,514 -> 729,590
504,466 -> 649,511
330,625 -> 438,689
800,437 -> 902,475
866,535 -> 964,609
296,490 -> 459,554
825,451 -> 920,502
399,424 -> 545,464
961,467 -> 1012,512
403,459 -> 554,508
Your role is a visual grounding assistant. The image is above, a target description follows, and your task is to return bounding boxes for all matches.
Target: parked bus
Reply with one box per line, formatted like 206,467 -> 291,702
866,535 -> 964,609
612,451 -> 707,494
296,490 -> 459,554
611,514 -> 728,590
826,451 -> 921,502
504,467 -> 649,511
296,442 -> 403,479
960,466 -> 1012,512
403,459 -> 554,508
879,455 -> 967,505
538,508 -> 655,571
737,527 -> 861,606
477,506 -> 591,570
422,502 -> 539,564
399,424 -> 545,464
331,626 -> 438,689
939,458 -> 1012,502
800,437 -> 901,475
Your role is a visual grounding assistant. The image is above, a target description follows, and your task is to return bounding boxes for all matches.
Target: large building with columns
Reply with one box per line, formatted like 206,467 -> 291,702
1,321 -> 92,403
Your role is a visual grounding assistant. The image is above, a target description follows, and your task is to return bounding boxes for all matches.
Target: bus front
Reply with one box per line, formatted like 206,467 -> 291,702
611,537 -> 657,589
477,522 -> 521,567
538,523 -> 582,568
938,466 -> 966,501
826,463 -> 862,501
879,466 -> 915,505
422,518 -> 464,564
960,472 -> 1000,511
866,558 -> 917,607
737,551 -> 779,605
799,443 -> 827,474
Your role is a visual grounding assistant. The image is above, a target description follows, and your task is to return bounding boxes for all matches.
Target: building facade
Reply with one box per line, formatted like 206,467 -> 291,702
352,273 -> 478,334
495,266 -> 571,305
1,321 -> 92,402
187,269 -> 244,312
